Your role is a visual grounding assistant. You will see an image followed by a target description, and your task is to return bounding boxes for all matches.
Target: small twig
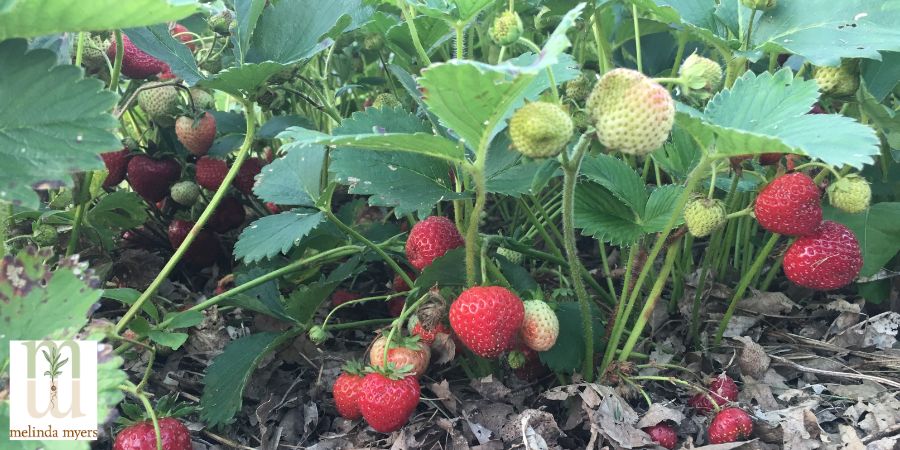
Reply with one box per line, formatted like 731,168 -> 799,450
769,354 -> 900,389
202,429 -> 255,450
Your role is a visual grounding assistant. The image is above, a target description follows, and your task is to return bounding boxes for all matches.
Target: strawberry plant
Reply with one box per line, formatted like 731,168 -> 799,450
2,0 -> 900,448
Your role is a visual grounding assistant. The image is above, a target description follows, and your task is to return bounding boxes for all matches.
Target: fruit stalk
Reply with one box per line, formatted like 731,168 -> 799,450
398,0 -> 432,66
110,31 -> 124,89
115,98 -> 257,335
617,240 -> 679,361
713,232 -> 780,344
119,381 -> 163,450
631,4 -> 643,73
65,171 -> 93,256
465,165 -> 487,286
561,134 -> 594,380
323,210 -> 415,289
601,151 -> 710,374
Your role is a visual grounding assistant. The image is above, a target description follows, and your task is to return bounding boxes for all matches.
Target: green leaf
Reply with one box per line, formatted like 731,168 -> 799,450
102,287 -> 159,322
233,210 -> 325,263
574,182 -> 684,245
88,191 -> 148,232
163,310 -> 203,329
0,0 -> 197,40
752,0 -> 900,66
415,247 -> 467,289
676,69 -> 880,169
327,108 -> 466,215
539,302 -> 603,373
652,126 -> 703,182
279,126 -> 465,163
246,0 -> 372,64
232,0 -> 267,63
258,115 -> 315,139
414,0 -> 494,24
253,145 -> 327,206
283,279 -> 340,324
824,203 -> 900,278
861,51 -> 900,102
580,154 -> 648,214
0,40 -> 120,209
200,331 -> 292,426
629,0 -> 731,49
148,330 -> 188,350
199,61 -> 288,96
0,248 -> 102,368
232,262 -> 291,320
125,25 -> 203,85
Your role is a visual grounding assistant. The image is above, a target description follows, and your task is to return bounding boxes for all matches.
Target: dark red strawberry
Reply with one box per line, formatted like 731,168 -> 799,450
167,219 -> 220,268
195,156 -> 228,191
754,172 -> 822,236
265,202 -> 281,214
331,289 -> 361,307
513,346 -> 548,380
392,271 -> 416,292
175,112 -> 216,156
411,321 -> 452,346
170,23 -> 195,51
783,221 -> 862,290
126,155 -> 180,202
643,422 -> 678,449
333,362 -> 366,420
387,297 -> 405,317
405,216 -> 464,270
358,372 -> 420,433
689,373 -> 739,415
101,149 -> 132,188
708,408 -> 753,444
233,157 -> 264,195
449,286 -> 524,358
107,34 -> 168,79
207,196 -> 246,233
113,417 -> 191,450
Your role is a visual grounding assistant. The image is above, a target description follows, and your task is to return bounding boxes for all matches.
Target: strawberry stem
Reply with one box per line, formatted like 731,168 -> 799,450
714,232 -> 780,345
120,382 -> 163,450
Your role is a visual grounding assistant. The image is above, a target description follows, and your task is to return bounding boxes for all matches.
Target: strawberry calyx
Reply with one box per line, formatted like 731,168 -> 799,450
115,394 -> 193,428
364,361 -> 414,380
341,359 -> 366,377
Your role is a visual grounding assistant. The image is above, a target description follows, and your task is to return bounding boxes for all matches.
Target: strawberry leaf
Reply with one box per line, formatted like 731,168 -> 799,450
824,203 -> 900,278
233,210 -> 325,264
253,145 -> 327,206
125,25 -> 203,85
0,0 -> 197,40
232,0 -> 267,64
199,61 -> 289,96
676,69 -> 880,169
0,40 -> 120,209
415,0 -> 494,24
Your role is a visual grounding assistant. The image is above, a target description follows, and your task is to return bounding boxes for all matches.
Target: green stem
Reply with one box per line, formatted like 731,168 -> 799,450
669,32 -> 688,77
399,1 -> 432,66
743,9 -> 758,51
65,172 -> 93,256
632,4 -> 643,73
135,346 -> 156,392
115,97 -> 257,335
724,56 -> 747,88
713,232 -> 780,345
794,162 -> 841,179
759,253 -> 783,291
320,292 -> 408,331
110,31 -> 124,89
455,24 -> 465,60
518,198 -> 563,257
590,12 -> 612,74
75,32 -> 86,66
601,152 -> 710,374
323,210 -> 414,289
465,166 -> 488,287
121,382 -> 162,450
518,37 -> 560,102
617,239 -> 679,361
561,134 -> 593,380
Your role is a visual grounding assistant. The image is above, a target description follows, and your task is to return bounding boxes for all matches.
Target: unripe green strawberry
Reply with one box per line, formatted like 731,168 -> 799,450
489,10 -> 523,46
509,101 -> 574,158
208,10 -> 233,35
587,68 -> 675,156
80,35 -> 108,70
827,175 -> 871,214
497,247 -> 523,265
679,53 -> 722,93
372,93 -> 402,110
32,223 -> 58,247
565,71 -> 596,103
309,325 -> 327,344
189,88 -> 215,110
814,60 -> 859,97
520,300 -> 559,352
363,33 -> 384,51
741,0 -> 776,10
170,181 -> 201,206
137,82 -> 181,126
683,197 -> 727,238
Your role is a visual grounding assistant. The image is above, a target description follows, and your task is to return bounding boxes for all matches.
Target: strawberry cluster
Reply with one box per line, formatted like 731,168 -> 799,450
754,172 -> 863,290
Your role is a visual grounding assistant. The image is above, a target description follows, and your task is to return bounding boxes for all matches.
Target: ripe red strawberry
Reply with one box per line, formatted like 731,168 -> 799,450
331,289 -> 360,307
689,373 -> 739,415
167,219 -> 220,268
643,423 -> 678,449
520,300 -> 559,352
113,417 -> 191,450
405,216 -> 464,270
233,157 -> 264,195
101,149 -> 132,188
175,112 -> 216,156
195,156 -> 228,191
392,271 -> 416,292
783,221 -> 862,290
207,196 -> 246,233
358,372 -> 420,433
126,155 -> 180,202
754,172 -> 822,236
107,34 -> 168,79
170,23 -> 195,51
411,321 -> 452,346
332,362 -> 365,420
369,335 -> 431,379
708,408 -> 753,444
449,286 -> 524,358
